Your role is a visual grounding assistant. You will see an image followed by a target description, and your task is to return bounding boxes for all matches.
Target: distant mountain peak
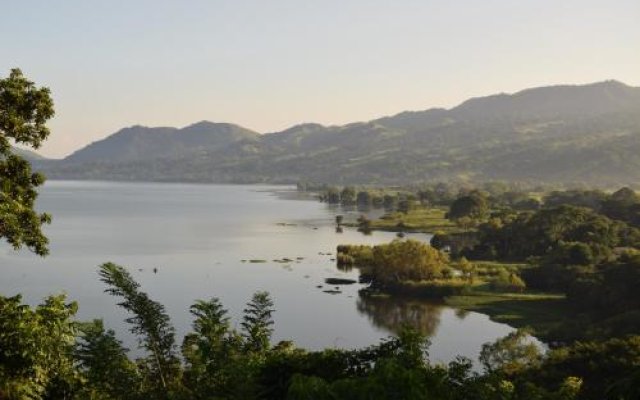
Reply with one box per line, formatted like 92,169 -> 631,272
591,79 -> 629,88
276,123 -> 326,134
451,80 -> 639,118
290,122 -> 326,130
181,120 -> 259,135
184,120 -> 227,128
184,120 -> 217,128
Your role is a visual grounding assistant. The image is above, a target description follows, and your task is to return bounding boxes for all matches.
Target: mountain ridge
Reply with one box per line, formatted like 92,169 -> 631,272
40,80 -> 640,186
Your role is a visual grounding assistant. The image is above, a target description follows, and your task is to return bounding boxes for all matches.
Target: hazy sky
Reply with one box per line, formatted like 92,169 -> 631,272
2,0 -> 639,158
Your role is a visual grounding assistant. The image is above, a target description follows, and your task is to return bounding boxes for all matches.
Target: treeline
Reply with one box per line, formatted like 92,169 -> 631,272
3,262 -> 627,400
306,181 -> 640,222
305,182 -> 461,210
444,186 -> 640,227
0,264 -> 608,400
305,181 -> 549,216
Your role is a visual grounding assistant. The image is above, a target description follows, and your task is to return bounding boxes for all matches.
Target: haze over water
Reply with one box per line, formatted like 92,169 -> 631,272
0,181 -> 515,363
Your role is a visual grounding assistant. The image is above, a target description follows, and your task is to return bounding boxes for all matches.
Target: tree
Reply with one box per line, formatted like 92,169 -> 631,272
383,194 -> 398,211
0,68 -> 55,256
98,262 -> 181,393
322,186 -> 341,204
241,291 -> 275,354
340,186 -> 357,206
448,191 -> 489,222
491,270 -> 527,292
74,319 -> 140,399
357,191 -> 372,207
479,329 -> 541,375
457,257 -> 476,282
430,231 -> 449,251
543,189 -> 607,211
0,294 -> 78,399
370,240 -> 449,285
396,194 -> 418,214
601,187 -> 640,225
475,205 -> 635,262
534,336 -> 640,399
182,298 -> 244,398
549,241 -> 594,266
357,214 -> 372,234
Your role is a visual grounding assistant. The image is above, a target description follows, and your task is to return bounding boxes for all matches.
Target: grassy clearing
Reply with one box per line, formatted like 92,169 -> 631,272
369,207 -> 461,233
445,292 -> 569,340
473,261 -> 529,270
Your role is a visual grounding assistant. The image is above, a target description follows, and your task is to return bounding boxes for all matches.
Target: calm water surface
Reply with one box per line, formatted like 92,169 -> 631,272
0,181 -> 516,364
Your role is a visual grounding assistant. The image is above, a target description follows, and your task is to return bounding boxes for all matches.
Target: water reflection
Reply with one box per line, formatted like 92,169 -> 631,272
455,308 -> 470,319
356,294 -> 445,337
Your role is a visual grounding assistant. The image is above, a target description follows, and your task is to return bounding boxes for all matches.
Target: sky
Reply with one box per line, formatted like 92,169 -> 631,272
1,0 -> 639,158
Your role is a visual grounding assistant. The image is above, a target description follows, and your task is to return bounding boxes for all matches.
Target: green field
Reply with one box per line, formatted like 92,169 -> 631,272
368,207 -> 462,233
445,292 -> 569,340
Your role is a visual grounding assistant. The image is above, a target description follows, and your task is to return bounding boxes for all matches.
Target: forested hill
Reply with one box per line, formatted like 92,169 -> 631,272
40,80 -> 640,186
63,121 -> 260,163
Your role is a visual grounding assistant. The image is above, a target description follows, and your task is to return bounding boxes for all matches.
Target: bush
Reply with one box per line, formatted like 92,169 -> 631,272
491,270 -> 526,292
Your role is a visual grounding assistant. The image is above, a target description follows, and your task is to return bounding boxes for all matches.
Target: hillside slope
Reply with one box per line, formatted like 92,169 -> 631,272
43,80 -> 640,186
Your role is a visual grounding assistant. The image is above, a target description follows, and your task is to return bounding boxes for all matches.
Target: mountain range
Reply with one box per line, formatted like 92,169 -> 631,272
35,80 -> 640,186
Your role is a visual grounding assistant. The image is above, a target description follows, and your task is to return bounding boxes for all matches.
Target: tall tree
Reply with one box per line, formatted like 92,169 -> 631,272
0,68 -> 55,256
241,291 -> 275,354
182,298 -> 243,397
98,262 -> 181,393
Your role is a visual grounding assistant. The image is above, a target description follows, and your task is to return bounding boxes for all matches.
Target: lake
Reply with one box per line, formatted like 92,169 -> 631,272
0,181 -> 516,365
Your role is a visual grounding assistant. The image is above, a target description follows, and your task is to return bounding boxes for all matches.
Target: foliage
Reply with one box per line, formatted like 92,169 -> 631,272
338,240 -> 450,287
0,68 -> 55,256
336,244 -> 374,270
98,262 -> 181,393
74,319 -> 140,399
181,297 -> 259,399
600,187 -> 640,227
182,298 -> 234,396
447,191 -> 489,222
0,294 -> 78,399
543,190 -> 607,211
370,240 -> 449,285
471,205 -> 638,262
527,336 -> 640,400
340,186 -> 356,206
491,270 -> 527,293
456,257 -> 476,282
3,266 -> 629,400
479,329 -> 541,375
242,291 -> 275,354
